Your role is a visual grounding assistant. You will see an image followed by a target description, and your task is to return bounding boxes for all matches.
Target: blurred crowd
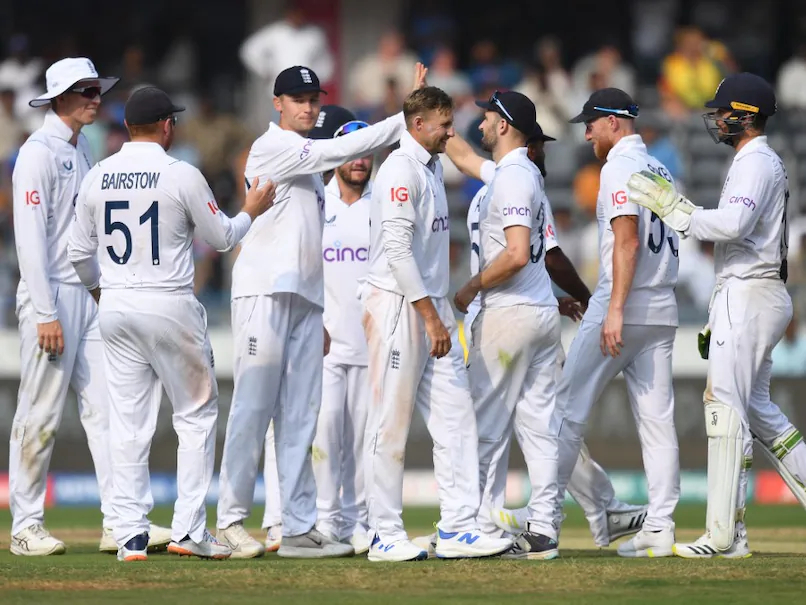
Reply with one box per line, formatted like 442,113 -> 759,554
2,1 -> 806,372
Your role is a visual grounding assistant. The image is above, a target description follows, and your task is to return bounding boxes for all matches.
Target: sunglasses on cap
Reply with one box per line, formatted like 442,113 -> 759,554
489,91 -> 515,124
70,85 -> 103,100
163,115 -> 178,126
334,120 -> 369,137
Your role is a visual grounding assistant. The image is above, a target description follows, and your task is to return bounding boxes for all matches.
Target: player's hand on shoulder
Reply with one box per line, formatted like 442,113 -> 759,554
424,315 -> 451,358
412,62 -> 429,91
558,297 -> 584,322
243,176 -> 277,219
37,319 -> 64,357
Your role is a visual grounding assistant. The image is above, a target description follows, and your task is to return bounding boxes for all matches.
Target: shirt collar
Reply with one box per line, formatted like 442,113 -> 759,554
41,109 -> 77,143
120,141 -> 167,154
496,146 -> 529,168
734,135 -> 768,161
399,130 -> 435,167
606,134 -> 646,162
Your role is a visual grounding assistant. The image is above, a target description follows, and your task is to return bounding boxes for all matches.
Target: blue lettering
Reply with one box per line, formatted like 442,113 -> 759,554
323,246 -> 369,262
502,206 -> 531,217
457,533 -> 480,545
431,216 -> 450,232
729,195 -> 756,211
99,172 -> 161,190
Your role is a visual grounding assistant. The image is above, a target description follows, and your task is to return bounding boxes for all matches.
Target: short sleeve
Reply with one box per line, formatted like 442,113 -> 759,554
600,160 -> 639,223
492,165 -> 535,229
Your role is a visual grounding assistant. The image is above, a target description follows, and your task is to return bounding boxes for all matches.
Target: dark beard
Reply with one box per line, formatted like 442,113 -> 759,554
337,168 -> 370,188
480,132 -> 495,153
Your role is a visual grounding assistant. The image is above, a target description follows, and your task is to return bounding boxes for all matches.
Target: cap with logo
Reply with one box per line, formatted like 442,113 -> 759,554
476,90 -> 543,138
29,57 -> 119,108
124,87 -> 186,126
309,105 -> 356,139
274,65 -> 327,97
705,72 -> 776,117
569,88 -> 639,123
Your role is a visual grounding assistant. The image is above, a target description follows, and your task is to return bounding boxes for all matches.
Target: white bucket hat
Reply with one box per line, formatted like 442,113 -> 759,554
29,57 -> 119,108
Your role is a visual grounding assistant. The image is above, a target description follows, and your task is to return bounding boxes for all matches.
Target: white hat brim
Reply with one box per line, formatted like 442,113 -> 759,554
29,76 -> 120,108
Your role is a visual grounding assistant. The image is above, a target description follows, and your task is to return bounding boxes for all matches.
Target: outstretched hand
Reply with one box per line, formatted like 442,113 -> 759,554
412,62 -> 429,91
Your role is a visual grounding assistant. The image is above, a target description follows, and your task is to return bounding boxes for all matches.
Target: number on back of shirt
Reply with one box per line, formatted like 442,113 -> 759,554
529,204 -> 546,263
644,163 -> 678,256
105,200 -> 160,265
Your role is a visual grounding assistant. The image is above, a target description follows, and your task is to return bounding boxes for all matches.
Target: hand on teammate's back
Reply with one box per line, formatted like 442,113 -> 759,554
243,176 -> 277,220
37,319 -> 65,357
425,316 -> 451,358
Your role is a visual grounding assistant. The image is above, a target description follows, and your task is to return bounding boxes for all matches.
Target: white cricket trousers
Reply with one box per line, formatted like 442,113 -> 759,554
100,290 -> 217,546
362,286 -> 480,542
262,362 -> 370,541
218,293 -> 323,537
706,279 -> 796,513
469,305 -> 560,540
555,321 -> 680,532
10,283 -> 113,536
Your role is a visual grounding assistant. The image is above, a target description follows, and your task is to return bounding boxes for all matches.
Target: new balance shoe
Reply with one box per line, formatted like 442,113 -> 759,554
265,524 -> 282,552
217,522 -> 265,559
117,533 -> 148,562
277,528 -> 354,559
434,528 -> 512,559
608,506 -> 648,542
411,532 -> 437,559
501,530 -> 559,560
673,524 -> 751,559
10,524 -> 66,556
617,525 -> 675,558
100,524 -> 172,553
168,529 -> 232,559
368,535 -> 428,562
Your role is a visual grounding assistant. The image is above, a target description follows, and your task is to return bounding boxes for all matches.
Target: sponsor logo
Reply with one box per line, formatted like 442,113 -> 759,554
300,139 -> 314,160
711,411 -> 718,426
62,160 -> 73,171
25,190 -> 40,205
325,215 -> 336,224
611,190 -> 628,206
503,206 -> 531,217
391,187 -> 409,203
431,215 -> 449,232
546,224 -> 555,238
729,195 -> 756,210
207,200 -> 219,215
323,242 -> 369,262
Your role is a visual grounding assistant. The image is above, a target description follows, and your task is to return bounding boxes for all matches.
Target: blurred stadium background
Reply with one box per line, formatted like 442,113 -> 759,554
1,0 -> 805,510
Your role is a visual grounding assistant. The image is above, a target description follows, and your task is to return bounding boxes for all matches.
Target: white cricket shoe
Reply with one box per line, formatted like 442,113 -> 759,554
217,522 -> 265,559
100,524 -> 172,553
435,528 -> 512,559
617,525 -> 675,558
117,533 -> 148,562
608,506 -> 648,542
265,524 -> 282,552
348,531 -> 370,555
368,535 -> 428,562
411,532 -> 437,559
10,524 -> 66,556
491,506 -> 527,535
168,529 -> 232,559
673,524 -> 752,559
277,528 -> 354,559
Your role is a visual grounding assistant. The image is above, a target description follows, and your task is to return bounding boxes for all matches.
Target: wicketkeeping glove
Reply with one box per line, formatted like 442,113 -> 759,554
698,324 -> 711,360
627,170 -> 699,233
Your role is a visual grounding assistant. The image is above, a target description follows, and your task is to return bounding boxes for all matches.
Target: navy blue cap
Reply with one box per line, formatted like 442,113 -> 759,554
570,88 -> 638,123
125,87 -> 185,126
309,105 -> 356,139
274,65 -> 327,97
705,72 -> 776,116
476,90 -> 540,138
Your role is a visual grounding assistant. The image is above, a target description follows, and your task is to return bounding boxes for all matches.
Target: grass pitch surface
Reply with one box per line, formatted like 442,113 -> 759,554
1,504 -> 805,604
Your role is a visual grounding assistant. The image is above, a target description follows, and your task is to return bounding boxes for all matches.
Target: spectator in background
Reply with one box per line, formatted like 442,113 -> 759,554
637,121 -> 685,185
466,39 -> 522,93
516,36 -> 572,140
572,44 -> 636,99
350,30 -> 418,111
659,27 -> 724,120
771,314 -> 806,377
777,43 -> 806,111
677,240 -> 716,312
0,85 -> 23,162
571,149 -> 604,288
428,46 -> 471,101
240,2 -> 334,97
0,34 -> 44,132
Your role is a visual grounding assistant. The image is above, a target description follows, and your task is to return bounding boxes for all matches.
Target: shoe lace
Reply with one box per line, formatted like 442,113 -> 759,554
228,524 -> 252,542
202,530 -> 221,545
29,525 -> 51,539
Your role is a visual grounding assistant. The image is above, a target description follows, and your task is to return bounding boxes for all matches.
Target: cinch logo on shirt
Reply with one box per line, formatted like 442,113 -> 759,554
611,190 -> 628,205
503,206 -> 531,217
300,139 -> 314,160
729,195 -> 756,210
431,216 -> 450,232
323,244 -> 368,262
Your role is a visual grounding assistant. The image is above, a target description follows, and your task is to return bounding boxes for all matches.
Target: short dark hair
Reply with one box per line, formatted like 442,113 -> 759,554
403,86 -> 453,127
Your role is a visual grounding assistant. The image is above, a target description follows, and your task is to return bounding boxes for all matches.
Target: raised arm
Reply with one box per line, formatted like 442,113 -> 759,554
445,134 -> 489,181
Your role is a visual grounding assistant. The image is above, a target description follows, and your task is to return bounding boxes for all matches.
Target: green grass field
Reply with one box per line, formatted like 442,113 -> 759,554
1,504 -> 805,604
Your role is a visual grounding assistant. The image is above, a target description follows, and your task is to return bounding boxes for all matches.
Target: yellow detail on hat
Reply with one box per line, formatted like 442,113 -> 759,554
730,101 -> 759,113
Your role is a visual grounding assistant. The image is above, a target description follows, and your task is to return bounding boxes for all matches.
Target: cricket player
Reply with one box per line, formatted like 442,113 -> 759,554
627,73 -> 806,558
9,58 -> 170,556
445,128 -> 649,550
260,108 -> 374,555
216,65 -> 424,559
362,86 -> 512,562
67,86 -> 276,561
555,88 -> 681,558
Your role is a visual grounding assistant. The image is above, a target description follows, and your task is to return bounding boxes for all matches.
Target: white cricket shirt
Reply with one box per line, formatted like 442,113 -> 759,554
233,113 -> 405,308
365,131 -> 451,301
322,177 -> 371,366
67,142 -> 252,292
478,149 -> 557,309
687,136 -> 789,283
13,110 -> 94,322
584,134 -> 679,327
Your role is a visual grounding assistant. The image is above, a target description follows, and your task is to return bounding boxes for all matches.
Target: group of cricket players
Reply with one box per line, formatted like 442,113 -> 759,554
8,51 -> 806,563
